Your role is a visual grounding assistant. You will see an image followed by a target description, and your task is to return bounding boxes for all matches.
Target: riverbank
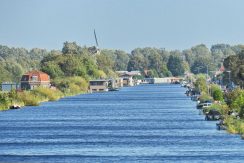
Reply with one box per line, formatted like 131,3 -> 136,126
0,77 -> 89,111
186,75 -> 244,139
0,87 -> 89,111
0,88 -> 61,111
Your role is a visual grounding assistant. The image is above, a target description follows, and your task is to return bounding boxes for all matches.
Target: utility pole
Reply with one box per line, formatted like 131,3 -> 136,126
206,65 -> 209,95
209,70 -> 216,96
206,65 -> 209,80
196,66 -> 203,74
226,70 -> 231,88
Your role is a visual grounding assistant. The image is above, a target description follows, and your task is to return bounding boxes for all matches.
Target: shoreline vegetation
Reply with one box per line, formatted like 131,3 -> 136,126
187,74 -> 244,139
0,76 -> 89,111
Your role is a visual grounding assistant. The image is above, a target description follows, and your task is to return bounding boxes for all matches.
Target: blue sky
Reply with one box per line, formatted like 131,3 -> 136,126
0,0 -> 244,52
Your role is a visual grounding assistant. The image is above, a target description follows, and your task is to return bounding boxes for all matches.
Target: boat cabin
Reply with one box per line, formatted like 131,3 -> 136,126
89,80 -> 109,92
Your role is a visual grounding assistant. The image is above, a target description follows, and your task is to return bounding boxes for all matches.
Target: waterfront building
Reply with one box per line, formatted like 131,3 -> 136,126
20,70 -> 50,90
116,71 -> 141,87
142,77 -> 183,84
115,78 -> 123,88
89,79 -> 109,92
1,82 -> 20,92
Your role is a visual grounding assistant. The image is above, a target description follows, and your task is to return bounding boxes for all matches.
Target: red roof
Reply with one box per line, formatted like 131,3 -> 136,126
22,70 -> 50,82
219,66 -> 225,72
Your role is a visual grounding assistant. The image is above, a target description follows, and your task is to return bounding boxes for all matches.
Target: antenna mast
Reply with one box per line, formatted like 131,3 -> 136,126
94,29 -> 99,48
88,29 -> 100,55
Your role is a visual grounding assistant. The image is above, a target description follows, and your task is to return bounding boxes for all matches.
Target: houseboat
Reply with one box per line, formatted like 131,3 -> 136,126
89,80 -> 109,93
116,71 -> 141,87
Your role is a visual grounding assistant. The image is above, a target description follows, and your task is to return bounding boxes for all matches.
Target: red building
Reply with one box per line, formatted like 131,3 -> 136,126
20,70 -> 50,90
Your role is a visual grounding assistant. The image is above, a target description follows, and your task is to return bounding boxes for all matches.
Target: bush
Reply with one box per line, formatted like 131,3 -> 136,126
225,88 -> 243,107
53,76 -> 88,95
18,91 -> 40,106
211,84 -> 224,101
225,117 -> 238,134
230,89 -> 244,118
224,117 -> 244,135
235,120 -> 244,134
203,103 -> 221,114
0,92 -> 10,110
194,74 -> 207,94
0,103 -> 9,111
199,92 -> 213,103
33,87 -> 63,101
68,83 -> 81,95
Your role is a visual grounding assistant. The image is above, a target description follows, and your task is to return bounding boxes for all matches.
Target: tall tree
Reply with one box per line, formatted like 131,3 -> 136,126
167,53 -> 185,76
62,42 -> 82,55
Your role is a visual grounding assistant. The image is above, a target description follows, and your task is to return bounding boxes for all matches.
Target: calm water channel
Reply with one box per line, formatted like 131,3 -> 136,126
0,84 -> 244,163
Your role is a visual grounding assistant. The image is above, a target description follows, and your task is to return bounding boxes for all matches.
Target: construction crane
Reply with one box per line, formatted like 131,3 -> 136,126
88,29 -> 100,55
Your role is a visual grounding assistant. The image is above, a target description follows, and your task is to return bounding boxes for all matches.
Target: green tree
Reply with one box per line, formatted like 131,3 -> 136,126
60,56 -> 87,77
224,50 -> 244,87
167,53 -> 185,76
231,89 -> 244,118
194,74 -> 207,93
0,64 -> 11,83
114,50 -> 129,71
62,41 -> 82,55
4,62 -> 24,82
210,84 -> 224,101
96,52 -> 114,75
127,53 -> 147,72
41,62 -> 64,78
191,44 -> 211,57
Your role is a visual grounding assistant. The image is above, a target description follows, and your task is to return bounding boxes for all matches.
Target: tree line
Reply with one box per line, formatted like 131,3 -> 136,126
0,45 -> 49,83
0,42 -> 244,84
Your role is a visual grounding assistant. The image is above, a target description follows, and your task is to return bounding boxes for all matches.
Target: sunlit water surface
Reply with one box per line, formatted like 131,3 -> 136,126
0,84 -> 244,163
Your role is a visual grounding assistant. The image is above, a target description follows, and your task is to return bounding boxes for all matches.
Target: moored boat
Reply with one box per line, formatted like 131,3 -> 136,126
216,120 -> 227,130
205,109 -> 221,121
9,105 -> 21,109
109,88 -> 119,91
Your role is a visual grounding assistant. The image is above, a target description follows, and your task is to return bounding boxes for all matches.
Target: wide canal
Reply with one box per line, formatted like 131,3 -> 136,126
0,84 -> 244,162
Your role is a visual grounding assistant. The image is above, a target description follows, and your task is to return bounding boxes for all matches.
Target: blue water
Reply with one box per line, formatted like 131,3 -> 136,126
0,84 -> 244,163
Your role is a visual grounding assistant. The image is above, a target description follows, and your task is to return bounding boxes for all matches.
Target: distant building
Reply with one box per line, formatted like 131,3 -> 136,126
1,82 -> 20,92
20,70 -> 50,90
116,71 -> 141,87
115,78 -> 124,88
142,77 -> 183,84
89,79 -> 109,92
215,65 -> 225,77
116,71 -> 141,77
121,74 -> 134,87
108,79 -> 117,89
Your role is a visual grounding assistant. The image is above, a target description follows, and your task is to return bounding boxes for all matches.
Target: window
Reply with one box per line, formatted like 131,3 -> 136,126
21,75 -> 29,81
90,81 -> 105,86
31,75 -> 38,81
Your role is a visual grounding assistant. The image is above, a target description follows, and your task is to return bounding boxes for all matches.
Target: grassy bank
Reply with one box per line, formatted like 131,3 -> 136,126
0,76 -> 89,111
0,88 -> 64,110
